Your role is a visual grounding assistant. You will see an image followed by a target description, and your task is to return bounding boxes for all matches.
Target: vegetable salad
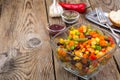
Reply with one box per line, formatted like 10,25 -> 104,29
56,25 -> 115,75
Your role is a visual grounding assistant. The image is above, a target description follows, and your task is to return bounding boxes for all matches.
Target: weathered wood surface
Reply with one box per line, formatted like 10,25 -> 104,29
0,0 -> 119,80
45,0 -> 79,80
0,0 -> 54,80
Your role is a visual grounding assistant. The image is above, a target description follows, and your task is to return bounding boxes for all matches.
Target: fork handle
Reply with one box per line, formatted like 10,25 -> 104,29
106,23 -> 118,37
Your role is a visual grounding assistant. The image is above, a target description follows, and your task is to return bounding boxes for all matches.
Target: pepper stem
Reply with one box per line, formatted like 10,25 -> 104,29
85,6 -> 91,9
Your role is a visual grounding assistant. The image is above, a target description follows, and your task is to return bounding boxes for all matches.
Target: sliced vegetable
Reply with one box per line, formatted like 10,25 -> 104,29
74,38 -> 88,42
58,48 -> 66,56
95,45 -> 102,50
100,40 -> 108,47
89,53 -> 97,60
70,46 -> 75,50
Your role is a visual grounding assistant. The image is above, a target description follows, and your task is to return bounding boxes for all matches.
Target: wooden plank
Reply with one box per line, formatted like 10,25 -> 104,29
0,0 -> 3,17
0,0 -> 55,80
45,0 -> 79,80
89,0 -> 120,12
88,0 -> 120,80
114,49 -> 120,72
91,58 -> 120,80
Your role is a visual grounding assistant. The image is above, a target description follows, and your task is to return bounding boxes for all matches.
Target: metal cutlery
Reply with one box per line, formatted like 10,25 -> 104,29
95,7 -> 120,47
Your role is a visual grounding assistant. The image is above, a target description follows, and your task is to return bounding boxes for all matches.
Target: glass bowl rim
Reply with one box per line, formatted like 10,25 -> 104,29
46,24 -> 66,32
61,10 -> 80,19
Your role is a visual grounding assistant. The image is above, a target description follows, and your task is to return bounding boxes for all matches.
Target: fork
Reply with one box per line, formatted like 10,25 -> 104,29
95,7 -> 120,46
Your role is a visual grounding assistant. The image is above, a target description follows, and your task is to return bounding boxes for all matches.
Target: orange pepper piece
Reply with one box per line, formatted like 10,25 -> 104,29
68,41 -> 74,46
89,31 -> 96,35
78,25 -> 87,32
79,33 -> 85,38
58,49 -> 66,56
83,54 -> 88,58
100,40 -> 108,47
90,31 -> 100,38
75,51 -> 82,57
83,40 -> 91,45
99,35 -> 105,40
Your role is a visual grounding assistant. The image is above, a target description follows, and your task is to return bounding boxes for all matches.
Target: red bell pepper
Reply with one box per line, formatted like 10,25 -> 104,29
89,53 -> 97,60
59,2 -> 87,13
108,36 -> 114,44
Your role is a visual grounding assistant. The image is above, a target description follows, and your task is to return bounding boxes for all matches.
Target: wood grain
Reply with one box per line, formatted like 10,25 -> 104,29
0,0 -> 54,80
113,48 -> 120,72
0,0 -> 119,80
89,0 -> 120,12
45,0 -> 79,80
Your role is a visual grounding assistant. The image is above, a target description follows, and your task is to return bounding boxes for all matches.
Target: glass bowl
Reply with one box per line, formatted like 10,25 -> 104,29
47,24 -> 66,36
51,23 -> 120,79
61,10 -> 80,24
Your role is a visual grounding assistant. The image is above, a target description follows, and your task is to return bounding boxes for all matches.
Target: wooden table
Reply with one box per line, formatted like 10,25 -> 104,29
0,0 -> 120,80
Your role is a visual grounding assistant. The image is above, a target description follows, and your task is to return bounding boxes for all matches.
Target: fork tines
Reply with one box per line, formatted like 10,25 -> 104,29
95,7 -> 107,24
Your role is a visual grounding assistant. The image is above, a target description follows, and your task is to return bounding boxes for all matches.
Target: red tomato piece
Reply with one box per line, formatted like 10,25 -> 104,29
108,36 -> 114,44
89,53 -> 97,60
